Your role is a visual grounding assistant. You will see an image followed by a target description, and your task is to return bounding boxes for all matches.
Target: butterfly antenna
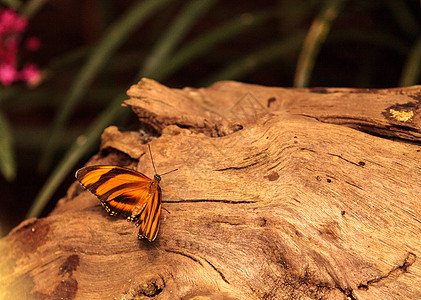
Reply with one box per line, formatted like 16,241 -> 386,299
148,144 -> 158,175
160,168 -> 178,176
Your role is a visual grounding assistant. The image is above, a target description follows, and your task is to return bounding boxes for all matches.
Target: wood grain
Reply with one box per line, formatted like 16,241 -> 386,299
1,79 -> 420,299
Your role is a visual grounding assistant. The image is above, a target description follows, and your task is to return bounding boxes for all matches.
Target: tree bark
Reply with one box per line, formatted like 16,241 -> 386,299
1,79 -> 420,299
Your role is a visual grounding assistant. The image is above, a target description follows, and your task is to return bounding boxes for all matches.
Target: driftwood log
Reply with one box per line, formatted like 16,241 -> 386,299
1,79 -> 420,299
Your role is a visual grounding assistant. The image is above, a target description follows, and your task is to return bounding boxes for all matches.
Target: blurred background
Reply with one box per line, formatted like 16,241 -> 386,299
0,0 -> 420,237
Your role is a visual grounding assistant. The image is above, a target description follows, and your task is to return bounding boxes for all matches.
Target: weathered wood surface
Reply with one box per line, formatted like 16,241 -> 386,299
1,78 -> 420,299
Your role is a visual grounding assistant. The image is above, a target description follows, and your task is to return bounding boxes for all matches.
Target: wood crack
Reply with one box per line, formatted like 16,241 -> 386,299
266,145 -> 302,171
165,249 -> 202,266
166,250 -> 230,285
201,257 -> 230,285
344,180 -> 363,190
327,153 -> 364,167
213,220 -> 243,226
358,252 -> 417,290
296,113 -> 421,143
214,162 -> 259,171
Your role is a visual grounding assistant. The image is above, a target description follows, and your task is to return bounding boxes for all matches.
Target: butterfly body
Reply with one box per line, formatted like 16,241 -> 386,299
76,165 -> 162,241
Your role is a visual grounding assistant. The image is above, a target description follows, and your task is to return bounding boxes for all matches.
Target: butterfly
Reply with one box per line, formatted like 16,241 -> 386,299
75,145 -> 176,241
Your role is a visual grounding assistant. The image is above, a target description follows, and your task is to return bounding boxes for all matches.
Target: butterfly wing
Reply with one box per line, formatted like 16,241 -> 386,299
135,184 -> 161,241
76,165 -> 162,241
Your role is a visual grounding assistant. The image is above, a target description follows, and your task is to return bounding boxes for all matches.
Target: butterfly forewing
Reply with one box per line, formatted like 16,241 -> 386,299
75,165 -> 162,241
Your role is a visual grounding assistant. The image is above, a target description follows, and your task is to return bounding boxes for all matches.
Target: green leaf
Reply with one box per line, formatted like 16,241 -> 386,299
20,0 -> 48,19
0,110 -> 16,181
0,0 -> 21,9
294,0 -> 347,88
399,36 -> 421,87
140,0 -> 217,78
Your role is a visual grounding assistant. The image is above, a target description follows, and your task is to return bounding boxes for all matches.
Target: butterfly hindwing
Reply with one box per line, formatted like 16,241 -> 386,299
136,185 -> 161,241
75,165 -> 162,241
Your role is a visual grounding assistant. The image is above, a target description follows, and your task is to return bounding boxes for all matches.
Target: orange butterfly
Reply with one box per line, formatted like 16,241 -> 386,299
75,145 -> 176,241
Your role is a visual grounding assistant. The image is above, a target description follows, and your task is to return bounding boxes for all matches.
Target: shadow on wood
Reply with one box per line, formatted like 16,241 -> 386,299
1,79 -> 420,299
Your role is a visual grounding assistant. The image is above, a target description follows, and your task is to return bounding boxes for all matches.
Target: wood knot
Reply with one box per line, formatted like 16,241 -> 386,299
383,102 -> 417,123
125,274 -> 165,298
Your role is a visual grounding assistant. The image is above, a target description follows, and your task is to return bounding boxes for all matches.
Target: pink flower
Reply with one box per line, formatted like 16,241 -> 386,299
0,62 -> 17,85
0,8 -> 41,86
0,9 -> 27,34
20,63 -> 41,87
